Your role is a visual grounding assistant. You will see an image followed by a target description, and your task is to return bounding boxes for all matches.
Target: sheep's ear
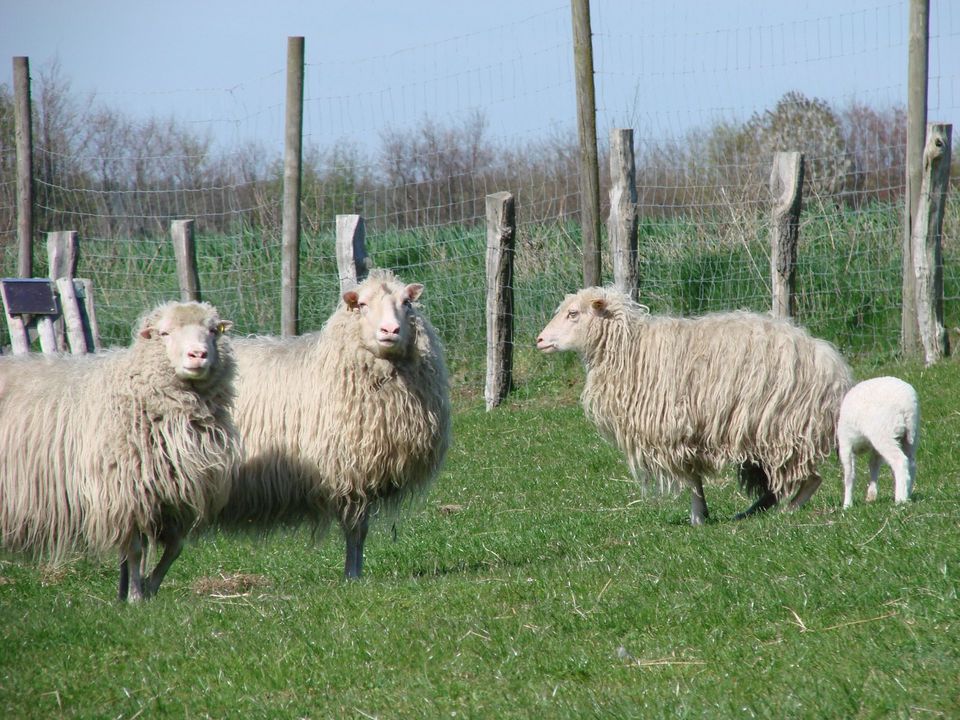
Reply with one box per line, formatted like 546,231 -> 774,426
216,320 -> 233,334
343,290 -> 360,309
590,297 -> 609,315
405,283 -> 424,302
138,322 -> 155,339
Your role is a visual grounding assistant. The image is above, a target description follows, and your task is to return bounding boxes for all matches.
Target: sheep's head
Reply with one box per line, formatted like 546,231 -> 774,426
137,301 -> 233,381
343,274 -> 424,360
537,288 -> 614,355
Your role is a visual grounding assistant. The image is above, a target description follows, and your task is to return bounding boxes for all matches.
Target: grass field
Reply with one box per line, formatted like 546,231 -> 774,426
1,356 -> 958,719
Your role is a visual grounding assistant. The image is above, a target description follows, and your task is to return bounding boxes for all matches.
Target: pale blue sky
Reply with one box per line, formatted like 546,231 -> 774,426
2,1 -> 958,155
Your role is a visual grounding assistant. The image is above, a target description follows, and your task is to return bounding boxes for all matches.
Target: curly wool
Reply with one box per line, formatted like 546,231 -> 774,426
0,303 -> 240,562
222,270 -> 451,533
577,288 -> 853,497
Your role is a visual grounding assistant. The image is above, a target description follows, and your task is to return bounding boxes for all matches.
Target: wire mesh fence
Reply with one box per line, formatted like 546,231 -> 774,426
1,1 -> 958,388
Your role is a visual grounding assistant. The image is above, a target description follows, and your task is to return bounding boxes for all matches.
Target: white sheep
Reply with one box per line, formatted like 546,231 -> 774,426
0,301 -> 240,601
537,287 -> 853,525
837,376 -> 919,509
220,269 -> 451,578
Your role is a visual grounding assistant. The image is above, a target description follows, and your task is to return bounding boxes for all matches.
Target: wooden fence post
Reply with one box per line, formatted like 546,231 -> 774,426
172,219 -> 201,302
571,0 -> 601,287
281,36 -> 305,337
608,128 -> 639,301
14,57 -> 33,278
902,0 -> 930,355
47,230 -> 79,351
484,191 -> 516,411
56,277 -> 89,355
770,152 -> 805,320
913,123 -> 952,366
335,214 -> 370,293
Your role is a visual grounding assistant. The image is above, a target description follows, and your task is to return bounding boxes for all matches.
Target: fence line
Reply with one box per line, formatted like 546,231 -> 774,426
1,1 -> 958,385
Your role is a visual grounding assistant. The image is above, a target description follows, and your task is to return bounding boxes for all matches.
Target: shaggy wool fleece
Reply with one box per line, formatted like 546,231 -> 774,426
546,287 -> 852,499
0,301 -> 239,562
223,269 -> 451,534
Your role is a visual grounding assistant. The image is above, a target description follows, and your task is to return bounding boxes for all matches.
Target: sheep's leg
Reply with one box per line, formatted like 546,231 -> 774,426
689,477 -> 708,526
839,443 -> 857,509
119,533 -> 146,602
733,491 -> 779,520
787,474 -> 823,510
875,437 -> 912,505
343,510 -> 370,579
904,438 -> 917,500
866,452 -> 881,503
118,556 -> 129,602
733,462 -> 778,520
144,528 -> 185,599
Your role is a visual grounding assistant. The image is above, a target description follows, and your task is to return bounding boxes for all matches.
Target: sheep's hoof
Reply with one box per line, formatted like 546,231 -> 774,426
733,490 -> 778,520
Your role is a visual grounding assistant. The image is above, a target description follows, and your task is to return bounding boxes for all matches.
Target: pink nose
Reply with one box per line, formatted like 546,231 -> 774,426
380,323 -> 400,335
188,348 -> 208,360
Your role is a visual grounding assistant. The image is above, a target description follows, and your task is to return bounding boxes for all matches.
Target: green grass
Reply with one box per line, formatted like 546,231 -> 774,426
2,358 -> 958,718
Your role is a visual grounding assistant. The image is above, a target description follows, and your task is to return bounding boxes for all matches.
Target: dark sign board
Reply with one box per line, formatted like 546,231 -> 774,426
0,279 -> 60,315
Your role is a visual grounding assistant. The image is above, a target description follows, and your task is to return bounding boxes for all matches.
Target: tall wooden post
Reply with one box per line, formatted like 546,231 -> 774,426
47,230 -> 79,281
47,230 -> 79,351
281,36 -> 305,337
335,214 -> 370,294
902,0 -> 929,355
484,192 -> 516,411
608,129 -> 638,301
14,57 -> 33,278
571,0 -> 601,287
172,219 -> 201,302
913,123 -> 952,366
770,152 -> 805,320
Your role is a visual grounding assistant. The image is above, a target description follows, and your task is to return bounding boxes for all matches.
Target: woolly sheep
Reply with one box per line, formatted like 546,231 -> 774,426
536,287 -> 853,525
0,301 -> 239,602
837,376 -> 919,509
220,269 -> 451,578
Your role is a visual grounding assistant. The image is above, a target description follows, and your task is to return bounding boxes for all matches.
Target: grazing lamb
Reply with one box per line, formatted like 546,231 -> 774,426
536,287 -> 853,525
837,376 -> 919,509
0,301 -> 239,602
220,269 -> 451,579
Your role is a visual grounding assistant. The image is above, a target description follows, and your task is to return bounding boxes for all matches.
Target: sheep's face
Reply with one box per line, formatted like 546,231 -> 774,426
343,281 -> 424,360
537,291 -> 609,354
139,303 -> 233,381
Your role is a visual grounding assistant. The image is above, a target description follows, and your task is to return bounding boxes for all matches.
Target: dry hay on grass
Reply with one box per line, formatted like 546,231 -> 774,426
191,572 -> 271,597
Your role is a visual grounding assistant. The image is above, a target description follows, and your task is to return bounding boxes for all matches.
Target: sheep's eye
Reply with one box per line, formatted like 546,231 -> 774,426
567,309 -> 580,319
358,302 -> 368,314
402,298 -> 412,307
159,330 -> 170,337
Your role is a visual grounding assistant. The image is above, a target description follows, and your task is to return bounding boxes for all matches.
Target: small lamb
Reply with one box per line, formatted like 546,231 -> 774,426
837,376 -> 919,509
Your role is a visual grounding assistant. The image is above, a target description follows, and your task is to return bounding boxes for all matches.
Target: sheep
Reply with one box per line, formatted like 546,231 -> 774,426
219,268 -> 451,579
536,287 -> 853,525
837,376 -> 919,509
0,301 -> 239,602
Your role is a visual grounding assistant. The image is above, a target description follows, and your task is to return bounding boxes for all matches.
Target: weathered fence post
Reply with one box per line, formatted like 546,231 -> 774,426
484,191 -> 516,411
281,36 -> 305,337
335,214 -> 370,293
902,0 -> 930,355
913,123 -> 952,366
14,57 -> 33,278
47,230 -> 78,351
608,128 -> 639,301
770,152 -> 805,320
172,219 -> 201,302
571,0 -> 601,287
55,277 -> 89,355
